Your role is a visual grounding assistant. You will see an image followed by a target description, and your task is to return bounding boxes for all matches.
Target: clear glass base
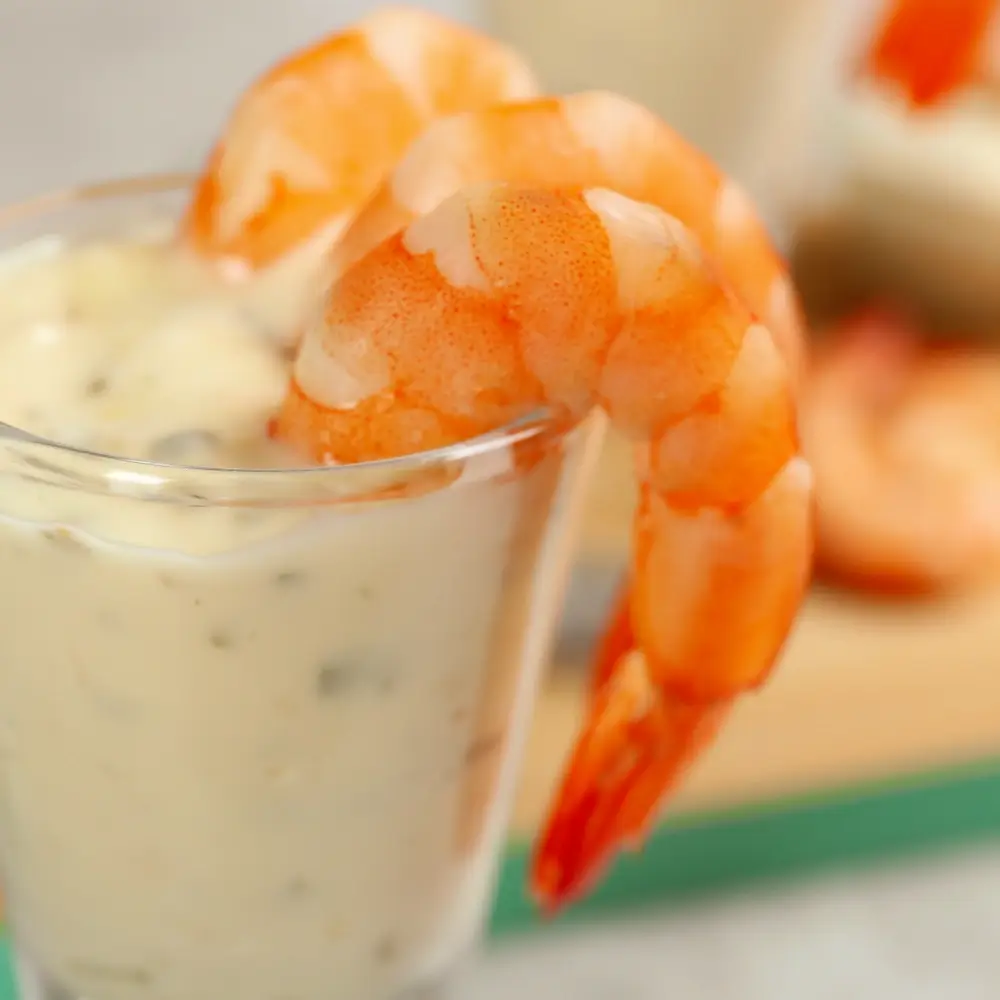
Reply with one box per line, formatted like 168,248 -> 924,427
11,944 -> 473,1000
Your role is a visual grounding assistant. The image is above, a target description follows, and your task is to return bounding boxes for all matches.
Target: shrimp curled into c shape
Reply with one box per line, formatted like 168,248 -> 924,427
272,182 -> 814,910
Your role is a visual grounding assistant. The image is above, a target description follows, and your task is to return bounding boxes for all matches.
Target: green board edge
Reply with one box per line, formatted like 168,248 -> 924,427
488,756 -> 1000,935
0,946 -> 10,1000
0,760 -> 998,1000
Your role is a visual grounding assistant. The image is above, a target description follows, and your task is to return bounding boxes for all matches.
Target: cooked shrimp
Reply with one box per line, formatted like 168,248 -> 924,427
591,581 -> 633,696
860,0 -> 997,107
805,307 -> 1000,594
582,574 -> 730,847
271,181 -> 812,909
331,92 -> 804,383
182,5 -> 538,269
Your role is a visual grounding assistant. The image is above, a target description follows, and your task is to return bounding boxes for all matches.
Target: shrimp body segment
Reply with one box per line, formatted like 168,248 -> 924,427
182,6 -> 538,269
333,92 -> 804,384
273,182 -> 813,910
861,0 -> 997,107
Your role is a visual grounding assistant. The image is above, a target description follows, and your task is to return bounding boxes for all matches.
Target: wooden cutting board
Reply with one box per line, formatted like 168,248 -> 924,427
509,433 -> 1000,837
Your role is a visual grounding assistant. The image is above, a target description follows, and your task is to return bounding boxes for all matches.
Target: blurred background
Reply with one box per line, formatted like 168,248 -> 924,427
5,0 -> 1000,997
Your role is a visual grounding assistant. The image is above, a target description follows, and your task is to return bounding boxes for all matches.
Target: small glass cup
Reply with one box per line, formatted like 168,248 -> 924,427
0,179 -> 604,1000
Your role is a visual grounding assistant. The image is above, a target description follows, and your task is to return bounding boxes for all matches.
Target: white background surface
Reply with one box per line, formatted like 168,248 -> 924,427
471,843 -> 1000,1000
0,0 -> 481,199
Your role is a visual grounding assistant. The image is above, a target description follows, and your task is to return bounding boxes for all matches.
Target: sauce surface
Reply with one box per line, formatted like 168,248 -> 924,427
0,227 -> 319,468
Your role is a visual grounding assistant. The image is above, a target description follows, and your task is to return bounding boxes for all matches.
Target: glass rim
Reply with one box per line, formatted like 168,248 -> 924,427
0,174 -> 564,504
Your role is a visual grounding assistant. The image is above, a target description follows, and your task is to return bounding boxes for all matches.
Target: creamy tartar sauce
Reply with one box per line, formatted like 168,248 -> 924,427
0,221 -> 595,1000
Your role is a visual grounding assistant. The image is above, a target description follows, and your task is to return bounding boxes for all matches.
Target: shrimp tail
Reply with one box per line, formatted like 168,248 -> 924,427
533,456 -> 813,913
590,579 -> 633,697
531,651 -> 726,912
861,0 -> 996,107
